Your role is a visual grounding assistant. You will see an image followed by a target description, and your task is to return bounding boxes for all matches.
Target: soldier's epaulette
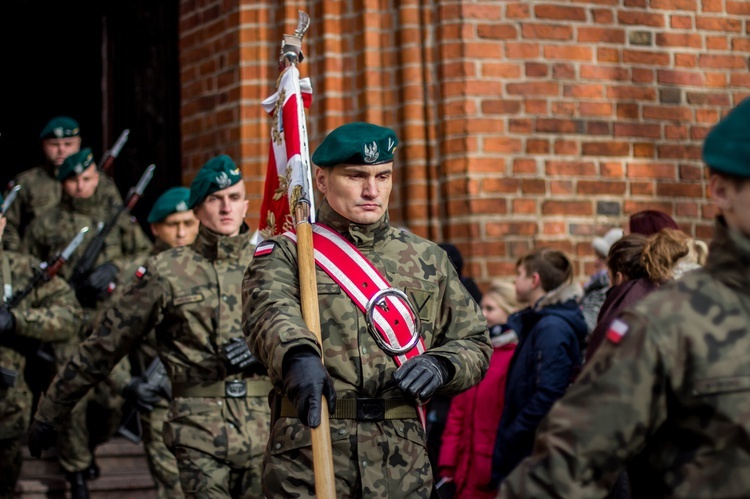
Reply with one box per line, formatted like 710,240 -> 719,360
254,240 -> 275,257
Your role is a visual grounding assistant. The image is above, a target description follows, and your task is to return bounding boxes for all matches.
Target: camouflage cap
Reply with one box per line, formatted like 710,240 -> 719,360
148,186 -> 191,223
188,154 -> 242,208
40,116 -> 80,140
703,98 -> 750,178
57,148 -> 95,181
312,122 -> 398,167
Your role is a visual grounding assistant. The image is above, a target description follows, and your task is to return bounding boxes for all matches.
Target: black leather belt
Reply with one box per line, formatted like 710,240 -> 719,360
280,397 -> 418,421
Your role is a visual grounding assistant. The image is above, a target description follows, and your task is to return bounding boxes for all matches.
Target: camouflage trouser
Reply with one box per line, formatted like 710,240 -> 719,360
0,437 -> 23,498
263,418 -> 433,498
142,404 -> 182,498
163,396 -> 270,498
56,385 -> 123,473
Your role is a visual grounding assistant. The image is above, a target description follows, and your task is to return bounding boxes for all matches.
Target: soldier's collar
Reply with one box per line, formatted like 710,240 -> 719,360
316,198 -> 390,245
706,216 -> 750,294
193,223 -> 250,261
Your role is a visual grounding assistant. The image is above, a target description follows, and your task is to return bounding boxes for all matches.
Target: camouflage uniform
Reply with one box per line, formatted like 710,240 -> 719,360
35,225 -> 272,498
242,200 -> 491,498
23,184 -> 151,475
500,218 -> 750,498
4,165 -> 123,251
0,249 -> 81,497
118,238 -> 182,499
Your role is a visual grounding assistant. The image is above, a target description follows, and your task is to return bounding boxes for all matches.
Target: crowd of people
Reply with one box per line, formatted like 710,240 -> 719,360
0,97 -> 747,499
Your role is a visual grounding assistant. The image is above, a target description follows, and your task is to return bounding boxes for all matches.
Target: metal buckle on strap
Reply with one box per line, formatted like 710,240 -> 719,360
364,288 -> 422,356
357,398 -> 385,422
225,380 -> 247,398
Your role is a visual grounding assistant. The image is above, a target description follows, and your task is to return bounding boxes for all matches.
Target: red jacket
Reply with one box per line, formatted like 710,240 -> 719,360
438,331 -> 516,499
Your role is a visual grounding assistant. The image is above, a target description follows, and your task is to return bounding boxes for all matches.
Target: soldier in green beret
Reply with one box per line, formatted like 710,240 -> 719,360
22,147 -> 151,498
498,98 -> 750,498
116,186 -> 197,499
29,155 -> 273,498
3,117 -> 125,251
243,122 -> 491,497
0,193 -> 83,497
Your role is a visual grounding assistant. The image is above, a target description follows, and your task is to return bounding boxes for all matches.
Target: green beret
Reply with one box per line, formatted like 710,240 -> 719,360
57,148 -> 94,181
188,155 -> 242,208
312,122 -> 398,167
40,116 -> 80,140
703,98 -> 750,178
148,187 -> 191,223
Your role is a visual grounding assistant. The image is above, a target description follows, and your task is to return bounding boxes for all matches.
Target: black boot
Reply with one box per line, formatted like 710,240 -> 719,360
65,470 -> 90,499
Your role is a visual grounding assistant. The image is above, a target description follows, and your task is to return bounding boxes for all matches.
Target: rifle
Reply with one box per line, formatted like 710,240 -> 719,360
117,356 -> 170,443
99,129 -> 130,176
1,185 -> 20,216
68,164 -> 155,298
0,227 -> 90,379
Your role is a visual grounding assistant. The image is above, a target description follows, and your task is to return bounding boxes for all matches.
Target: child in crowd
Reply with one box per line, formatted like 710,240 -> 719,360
438,280 -> 520,499
490,249 -> 587,488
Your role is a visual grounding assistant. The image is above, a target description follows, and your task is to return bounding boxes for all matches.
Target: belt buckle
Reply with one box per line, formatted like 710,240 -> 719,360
357,398 -> 385,422
225,380 -> 247,398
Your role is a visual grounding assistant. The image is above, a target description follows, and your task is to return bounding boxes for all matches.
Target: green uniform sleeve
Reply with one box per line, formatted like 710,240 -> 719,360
13,272 -> 82,342
35,259 -> 165,428
500,312 -> 670,498
2,185 -> 23,252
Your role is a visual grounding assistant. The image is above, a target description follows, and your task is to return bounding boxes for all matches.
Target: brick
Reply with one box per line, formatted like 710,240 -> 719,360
695,16 -> 743,32
665,124 -> 689,140
482,178 -> 521,194
618,103 -> 640,119
554,140 -> 580,155
624,200 -> 674,215
657,144 -> 703,160
486,222 -> 538,237
705,36 -> 728,50
545,161 -> 597,176
509,119 -> 533,133
731,38 -> 750,52
525,62 -> 549,77
564,83 -> 605,98
505,42 -> 540,59
522,23 -> 574,40
553,63 -> 577,79
470,199 -> 509,214
484,138 -> 524,153
597,201 -> 621,215
607,86 -> 657,100
578,180 -> 627,195
542,200 -> 593,216
535,4 -> 587,21
650,0 -> 697,10
615,123 -> 662,138
705,73 -> 728,88
513,199 -> 537,214
592,8 -> 614,23
482,99 -> 522,115
660,88 -> 682,104
674,53 -> 698,68
536,118 -> 584,133
514,158 -> 539,174
657,70 -> 704,86
526,99 -> 549,114
676,202 -> 699,217
507,81 -> 560,96
581,65 -> 629,81
618,10 -> 666,27
581,103 -> 615,117
656,183 -> 704,197
679,164 -> 705,180
686,92 -> 731,106
522,178 -> 546,194
624,49 -> 671,66
728,0 -> 750,14
627,163 -> 675,179
629,31 -> 653,46
579,27 -> 626,44
670,15 -> 693,28
656,33 -> 703,48
588,121 -> 612,135
598,47 -> 622,63
543,222 -> 567,236
544,45 -> 594,61
506,3 -> 531,18
582,141 -> 630,156
552,101 -> 577,116
699,54 -> 747,69
634,143 -> 656,157
463,4 -> 503,20
548,180 -> 573,195
630,181 -> 655,196
527,139 -> 550,154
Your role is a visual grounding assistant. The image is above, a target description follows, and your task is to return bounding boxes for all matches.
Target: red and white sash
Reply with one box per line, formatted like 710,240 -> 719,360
283,223 -> 426,366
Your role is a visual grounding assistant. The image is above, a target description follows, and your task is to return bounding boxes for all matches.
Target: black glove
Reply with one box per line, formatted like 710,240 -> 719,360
28,420 -> 57,458
122,376 -> 170,412
0,308 -> 16,333
282,348 -> 336,428
393,354 -> 451,404
86,262 -> 119,295
222,337 -> 262,373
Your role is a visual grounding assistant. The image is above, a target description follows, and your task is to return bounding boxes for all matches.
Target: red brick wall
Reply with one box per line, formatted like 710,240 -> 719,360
179,0 -> 750,286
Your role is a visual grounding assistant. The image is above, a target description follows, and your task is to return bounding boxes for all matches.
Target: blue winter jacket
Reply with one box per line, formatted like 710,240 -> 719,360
490,283 -> 588,486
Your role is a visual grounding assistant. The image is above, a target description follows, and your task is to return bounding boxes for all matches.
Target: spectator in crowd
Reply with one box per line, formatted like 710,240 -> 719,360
438,280 -> 521,499
580,228 -> 624,333
628,209 -> 679,236
490,248 -> 587,488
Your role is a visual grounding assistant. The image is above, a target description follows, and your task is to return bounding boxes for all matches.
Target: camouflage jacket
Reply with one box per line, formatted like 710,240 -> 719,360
5,165 -> 124,251
242,199 -> 491,401
22,185 -> 151,282
35,225 -> 258,427
500,217 -> 750,499
0,248 -> 82,439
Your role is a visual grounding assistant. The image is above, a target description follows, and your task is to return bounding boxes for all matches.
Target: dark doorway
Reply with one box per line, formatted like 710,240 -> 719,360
0,0 -> 181,233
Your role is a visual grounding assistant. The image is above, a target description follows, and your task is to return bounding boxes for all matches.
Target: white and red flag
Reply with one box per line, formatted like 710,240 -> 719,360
258,66 -> 314,239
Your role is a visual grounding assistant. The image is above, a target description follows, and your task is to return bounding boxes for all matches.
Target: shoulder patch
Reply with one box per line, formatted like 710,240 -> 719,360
606,318 -> 629,345
254,240 -> 276,257
135,266 -> 147,279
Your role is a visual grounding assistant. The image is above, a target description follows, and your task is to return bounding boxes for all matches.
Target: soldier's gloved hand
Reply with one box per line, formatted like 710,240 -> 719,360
0,308 -> 16,333
86,262 -> 119,296
282,348 -> 336,428
122,376 -> 169,412
393,354 -> 452,404
28,420 -> 57,458
222,337 -> 259,372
